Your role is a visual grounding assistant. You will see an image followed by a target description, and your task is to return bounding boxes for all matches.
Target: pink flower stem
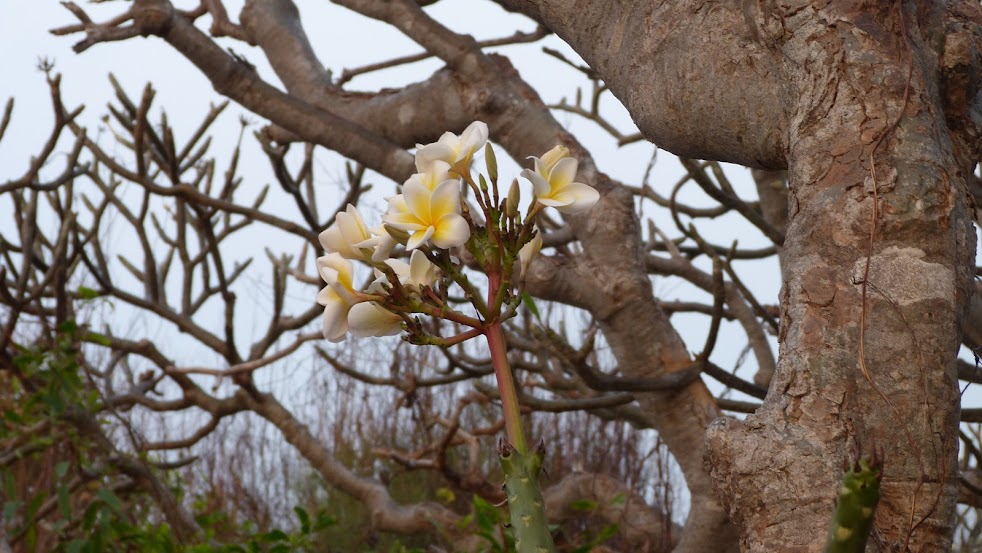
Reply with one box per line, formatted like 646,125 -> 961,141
485,271 -> 528,455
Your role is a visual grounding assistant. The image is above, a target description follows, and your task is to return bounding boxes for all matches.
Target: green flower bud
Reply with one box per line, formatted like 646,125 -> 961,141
382,223 -> 411,245
506,179 -> 521,218
484,142 -> 498,183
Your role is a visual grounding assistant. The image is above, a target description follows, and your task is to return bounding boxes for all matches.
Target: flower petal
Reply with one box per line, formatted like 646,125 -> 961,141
348,302 -> 402,338
316,284 -> 337,306
431,213 -> 471,249
409,249 -> 438,288
457,121 -> 488,159
429,179 -> 462,218
337,210 -> 368,247
518,231 -> 543,279
367,231 -> 397,262
548,157 -> 579,190
415,142 -> 455,173
403,180 -> 432,221
322,300 -> 350,342
384,258 -> 412,281
407,160 -> 453,191
319,205 -> 371,259
550,182 -> 600,214
318,226 -> 349,256
538,145 -> 569,175
537,196 -> 574,208
521,169 -> 551,199
385,212 -> 427,231
406,226 -> 435,250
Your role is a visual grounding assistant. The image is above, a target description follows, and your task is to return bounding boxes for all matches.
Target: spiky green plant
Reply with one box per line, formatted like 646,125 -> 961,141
500,440 -> 552,552
824,451 -> 882,553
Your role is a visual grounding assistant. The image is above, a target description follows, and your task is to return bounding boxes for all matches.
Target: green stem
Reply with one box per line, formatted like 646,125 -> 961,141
824,456 -> 882,553
500,442 -> 554,552
485,271 -> 554,553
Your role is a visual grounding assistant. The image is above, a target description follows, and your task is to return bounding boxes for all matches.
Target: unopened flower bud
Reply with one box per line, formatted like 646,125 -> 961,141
506,179 -> 521,218
382,223 -> 411,245
484,143 -> 498,183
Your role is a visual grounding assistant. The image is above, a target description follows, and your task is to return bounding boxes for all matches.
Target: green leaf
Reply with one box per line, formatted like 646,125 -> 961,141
570,499 -> 597,512
85,332 -> 112,347
55,461 -> 70,479
597,523 -> 619,540
4,500 -> 20,522
57,484 -> 71,518
435,487 -> 456,504
609,492 -> 627,505
294,506 -> 311,534
261,529 -> 289,542
77,286 -> 100,300
472,495 -> 500,531
58,320 -> 78,334
521,291 -> 541,319
96,487 -> 123,514
313,510 -> 336,531
3,409 -> 23,424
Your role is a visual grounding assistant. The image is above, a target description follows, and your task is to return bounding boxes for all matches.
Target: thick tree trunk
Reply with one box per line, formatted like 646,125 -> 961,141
705,3 -> 976,550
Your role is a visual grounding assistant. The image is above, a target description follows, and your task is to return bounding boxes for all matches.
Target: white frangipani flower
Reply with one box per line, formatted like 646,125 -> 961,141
384,179 -> 470,250
347,250 -> 440,338
316,253 -> 360,342
385,250 -> 441,292
319,204 -> 373,260
415,121 -> 489,173
521,146 -> 600,214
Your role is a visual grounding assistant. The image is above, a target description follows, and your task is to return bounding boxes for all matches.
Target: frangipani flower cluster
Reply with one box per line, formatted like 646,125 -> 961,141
315,121 -> 599,343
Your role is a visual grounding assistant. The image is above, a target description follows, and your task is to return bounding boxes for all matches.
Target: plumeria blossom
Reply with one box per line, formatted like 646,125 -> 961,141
385,249 -> 441,292
521,145 -> 600,214
415,121 -> 489,173
315,126 -> 598,349
319,204 -> 373,260
384,179 -> 470,250
316,253 -> 360,342
348,251 -> 441,338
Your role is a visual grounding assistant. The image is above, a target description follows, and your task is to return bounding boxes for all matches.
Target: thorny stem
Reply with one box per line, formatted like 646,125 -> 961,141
485,270 -> 527,454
